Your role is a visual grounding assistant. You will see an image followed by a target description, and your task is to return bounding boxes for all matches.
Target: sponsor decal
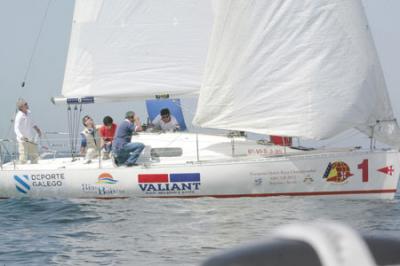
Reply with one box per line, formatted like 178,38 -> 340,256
323,161 -> 353,183
138,173 -> 201,195
14,173 -> 65,194
248,148 -> 284,156
250,170 -> 315,186
377,166 -> 394,176
97,172 -> 118,184
303,175 -> 314,184
14,175 -> 30,194
82,173 -> 124,195
254,178 -> 263,186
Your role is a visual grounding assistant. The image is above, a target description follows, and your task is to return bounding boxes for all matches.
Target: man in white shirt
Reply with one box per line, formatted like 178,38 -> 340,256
14,99 -> 42,164
152,108 -> 180,132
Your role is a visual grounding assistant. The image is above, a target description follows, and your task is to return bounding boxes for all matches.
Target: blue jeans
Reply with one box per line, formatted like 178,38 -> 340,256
103,142 -> 112,153
115,142 -> 145,166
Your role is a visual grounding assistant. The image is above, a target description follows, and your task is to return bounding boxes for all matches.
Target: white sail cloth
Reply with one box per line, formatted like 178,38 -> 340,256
193,0 -> 400,146
62,0 -> 400,147
62,0 -> 212,100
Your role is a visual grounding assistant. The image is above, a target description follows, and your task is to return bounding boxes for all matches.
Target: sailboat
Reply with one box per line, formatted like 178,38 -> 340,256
0,0 -> 399,199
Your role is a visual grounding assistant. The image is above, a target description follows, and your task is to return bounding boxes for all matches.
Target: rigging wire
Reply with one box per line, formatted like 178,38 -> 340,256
3,0 -> 53,145
21,0 -> 53,88
319,129 -> 364,148
169,97 -> 197,131
67,103 -> 84,161
67,105 -> 73,158
76,104 -> 84,158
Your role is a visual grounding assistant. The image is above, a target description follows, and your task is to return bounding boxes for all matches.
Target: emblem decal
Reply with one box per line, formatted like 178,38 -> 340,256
97,173 -> 118,184
323,161 -> 353,183
14,175 -> 31,194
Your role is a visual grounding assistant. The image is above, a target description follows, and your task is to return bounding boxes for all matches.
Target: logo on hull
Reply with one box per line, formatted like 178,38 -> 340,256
81,173 -> 123,195
97,172 -> 118,184
138,173 -> 201,195
303,175 -> 314,184
13,173 -> 65,194
14,175 -> 30,194
323,161 -> 353,183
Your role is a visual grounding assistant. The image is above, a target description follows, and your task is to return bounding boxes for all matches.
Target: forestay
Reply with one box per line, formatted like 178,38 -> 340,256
193,0 -> 400,147
62,0 -> 213,100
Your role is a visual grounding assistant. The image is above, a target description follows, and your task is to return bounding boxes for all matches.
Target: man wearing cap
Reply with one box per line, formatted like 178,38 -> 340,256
112,111 -> 144,166
14,99 -> 42,164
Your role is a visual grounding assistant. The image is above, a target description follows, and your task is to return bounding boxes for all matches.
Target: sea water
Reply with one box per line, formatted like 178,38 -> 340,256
0,194 -> 399,265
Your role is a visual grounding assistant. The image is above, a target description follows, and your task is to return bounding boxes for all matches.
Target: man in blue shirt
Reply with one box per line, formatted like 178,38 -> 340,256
112,111 -> 144,166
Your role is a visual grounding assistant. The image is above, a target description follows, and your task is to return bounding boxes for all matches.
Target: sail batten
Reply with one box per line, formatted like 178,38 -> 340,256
193,0 -> 400,146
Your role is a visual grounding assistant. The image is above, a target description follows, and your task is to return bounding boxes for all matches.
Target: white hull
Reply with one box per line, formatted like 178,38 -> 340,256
0,137 -> 398,199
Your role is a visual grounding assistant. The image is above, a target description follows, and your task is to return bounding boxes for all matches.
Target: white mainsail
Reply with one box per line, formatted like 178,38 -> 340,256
193,0 -> 400,147
62,0 -> 213,100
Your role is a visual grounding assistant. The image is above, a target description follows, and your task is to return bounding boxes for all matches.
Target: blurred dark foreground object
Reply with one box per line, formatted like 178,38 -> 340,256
202,221 -> 400,266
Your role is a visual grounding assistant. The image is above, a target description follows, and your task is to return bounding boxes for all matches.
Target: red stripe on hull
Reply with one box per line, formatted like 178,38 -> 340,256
149,189 -> 397,199
138,174 -> 168,183
95,197 -> 129,200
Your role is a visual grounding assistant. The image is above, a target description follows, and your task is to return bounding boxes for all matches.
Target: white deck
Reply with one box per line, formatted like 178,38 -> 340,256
2,132 -> 306,170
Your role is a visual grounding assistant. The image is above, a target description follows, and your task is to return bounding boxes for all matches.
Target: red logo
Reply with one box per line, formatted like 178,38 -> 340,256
377,166 -> 394,176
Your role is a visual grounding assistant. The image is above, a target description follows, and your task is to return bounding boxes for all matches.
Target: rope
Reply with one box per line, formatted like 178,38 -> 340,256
66,104 -> 84,160
75,104 -> 83,156
3,1 -> 52,145
21,0 -> 53,88
175,98 -> 197,119
72,105 -> 78,156
167,98 -> 198,131
67,105 -> 72,157
319,129 -> 363,148
0,142 -> 12,163
40,131 -> 53,151
67,105 -> 76,159
5,114 -> 15,140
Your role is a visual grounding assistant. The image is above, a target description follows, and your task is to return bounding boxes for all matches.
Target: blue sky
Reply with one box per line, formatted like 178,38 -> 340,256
0,0 -> 399,147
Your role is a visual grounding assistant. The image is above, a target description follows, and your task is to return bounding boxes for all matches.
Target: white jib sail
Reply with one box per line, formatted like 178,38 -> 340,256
62,0 -> 213,101
193,0 -> 400,147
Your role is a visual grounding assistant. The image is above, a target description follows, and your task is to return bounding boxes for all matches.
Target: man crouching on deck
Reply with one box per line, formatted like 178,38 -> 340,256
112,111 -> 144,167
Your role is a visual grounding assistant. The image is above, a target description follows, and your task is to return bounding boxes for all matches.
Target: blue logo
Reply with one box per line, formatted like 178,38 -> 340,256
14,175 -> 31,194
